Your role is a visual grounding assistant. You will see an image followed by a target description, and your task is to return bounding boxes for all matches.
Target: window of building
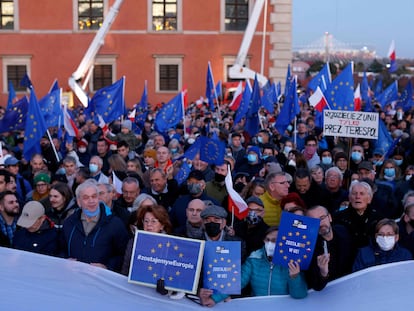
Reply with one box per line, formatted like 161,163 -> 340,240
2,56 -> 30,93
78,0 -> 104,30
155,56 -> 182,92
151,0 -> 179,31
225,0 -> 249,31
0,0 -> 14,30
90,56 -> 116,91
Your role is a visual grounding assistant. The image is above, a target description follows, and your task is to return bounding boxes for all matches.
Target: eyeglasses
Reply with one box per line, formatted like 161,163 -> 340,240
319,214 -> 329,221
271,180 -> 290,185
143,218 -> 159,225
36,183 -> 48,188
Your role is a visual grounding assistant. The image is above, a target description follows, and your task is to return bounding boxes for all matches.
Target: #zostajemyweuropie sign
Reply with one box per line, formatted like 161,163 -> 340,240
323,110 -> 379,139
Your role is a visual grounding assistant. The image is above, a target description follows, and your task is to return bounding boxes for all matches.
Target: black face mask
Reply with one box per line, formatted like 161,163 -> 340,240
246,211 -> 262,225
204,222 -> 222,237
214,173 -> 226,183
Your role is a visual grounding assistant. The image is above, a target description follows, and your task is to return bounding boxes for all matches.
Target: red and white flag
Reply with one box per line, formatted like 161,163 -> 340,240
63,105 -> 79,138
228,81 -> 243,111
354,83 -> 361,111
225,166 -> 248,220
128,108 -> 136,122
309,86 -> 328,112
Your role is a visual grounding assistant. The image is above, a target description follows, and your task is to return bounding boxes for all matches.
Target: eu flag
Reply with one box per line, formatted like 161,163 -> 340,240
275,76 -> 300,135
128,231 -> 205,294
199,136 -> 225,165
20,73 -> 33,89
135,81 -> 149,127
174,161 -> 192,186
399,80 -> 414,112
23,89 -> 48,161
233,80 -> 251,126
90,76 -> 125,123
308,62 -> 331,93
374,78 -> 383,99
39,88 -> 62,128
261,81 -> 276,114
7,81 -> 17,110
206,62 -> 216,111
377,81 -> 398,109
245,75 -> 261,137
283,64 -> 292,97
361,72 -> 373,112
154,92 -> 184,133
0,96 -> 28,133
375,120 -> 393,156
324,62 -> 354,111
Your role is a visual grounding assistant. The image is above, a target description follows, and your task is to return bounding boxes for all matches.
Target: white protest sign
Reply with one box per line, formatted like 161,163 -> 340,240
323,110 -> 379,139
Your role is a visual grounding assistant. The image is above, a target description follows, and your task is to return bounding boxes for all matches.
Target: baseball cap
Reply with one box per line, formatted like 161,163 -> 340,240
17,201 -> 45,228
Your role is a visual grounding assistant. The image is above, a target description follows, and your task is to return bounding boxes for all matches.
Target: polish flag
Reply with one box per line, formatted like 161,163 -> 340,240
97,114 -> 109,135
228,81 -> 243,111
309,86 -> 328,112
354,83 -> 361,111
63,105 -> 79,138
225,165 -> 248,220
388,40 -> 397,73
182,86 -> 189,110
128,108 -> 136,122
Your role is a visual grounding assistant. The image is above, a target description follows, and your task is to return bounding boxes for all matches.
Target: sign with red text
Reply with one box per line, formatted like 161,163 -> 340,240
323,110 -> 379,139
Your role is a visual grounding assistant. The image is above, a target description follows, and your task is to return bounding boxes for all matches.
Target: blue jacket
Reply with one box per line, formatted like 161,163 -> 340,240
352,243 -> 412,272
212,247 -> 308,302
62,203 -> 129,272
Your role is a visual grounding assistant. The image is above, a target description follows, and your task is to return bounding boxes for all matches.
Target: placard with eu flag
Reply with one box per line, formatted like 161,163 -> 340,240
128,231 -> 205,294
203,241 -> 241,295
272,212 -> 320,270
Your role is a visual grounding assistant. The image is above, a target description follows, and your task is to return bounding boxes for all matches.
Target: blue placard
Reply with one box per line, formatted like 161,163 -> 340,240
272,212 -> 320,270
128,231 -> 205,294
203,241 -> 241,295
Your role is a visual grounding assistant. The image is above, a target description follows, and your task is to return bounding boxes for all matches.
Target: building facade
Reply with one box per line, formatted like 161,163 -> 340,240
0,0 -> 292,108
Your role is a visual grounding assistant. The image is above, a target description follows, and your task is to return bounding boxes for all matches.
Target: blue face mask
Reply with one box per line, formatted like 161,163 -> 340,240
247,154 -> 257,163
394,159 -> 403,166
374,160 -> 383,166
287,125 -> 293,132
170,148 -> 178,154
83,207 -> 100,218
284,146 -> 292,154
257,136 -> 263,144
262,155 -> 269,160
321,156 -> 332,165
384,168 -> 396,178
351,151 -> 362,162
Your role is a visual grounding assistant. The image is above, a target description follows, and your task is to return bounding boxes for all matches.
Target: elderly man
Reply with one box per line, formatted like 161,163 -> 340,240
62,179 -> 129,272
184,199 -> 208,239
306,205 -> 354,291
334,181 -> 383,251
89,156 -> 109,184
260,171 -> 290,226
323,166 -> 349,213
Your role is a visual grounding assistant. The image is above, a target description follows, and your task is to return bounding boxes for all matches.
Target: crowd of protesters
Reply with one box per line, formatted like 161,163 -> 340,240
1,95 -> 414,306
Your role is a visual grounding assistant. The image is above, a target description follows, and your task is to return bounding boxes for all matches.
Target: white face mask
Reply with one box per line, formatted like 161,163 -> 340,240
376,236 -> 396,251
264,242 -> 276,257
288,159 -> 296,167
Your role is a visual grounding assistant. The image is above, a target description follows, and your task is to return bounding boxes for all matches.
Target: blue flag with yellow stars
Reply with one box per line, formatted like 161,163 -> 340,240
275,76 -> 300,135
324,62 -> 354,111
23,89 -> 48,161
128,231 -> 205,294
154,92 -> 184,133
90,76 -> 125,123
272,212 -> 320,270
0,96 -> 28,134
39,87 -> 62,128
199,135 -> 225,165
203,241 -> 241,295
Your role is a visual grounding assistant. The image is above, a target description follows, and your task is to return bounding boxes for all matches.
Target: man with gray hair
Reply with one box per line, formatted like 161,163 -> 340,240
323,166 -> 348,213
89,156 -> 109,184
62,179 -> 129,272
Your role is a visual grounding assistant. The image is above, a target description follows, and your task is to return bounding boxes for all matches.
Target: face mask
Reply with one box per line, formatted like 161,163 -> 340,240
351,151 -> 362,162
394,159 -> 403,166
288,159 -> 296,167
170,148 -> 178,154
405,175 -> 412,181
247,154 -> 257,163
214,173 -> 226,183
287,125 -> 293,132
284,146 -> 292,154
56,167 -> 66,175
384,168 -> 396,178
89,164 -> 99,174
78,147 -> 87,153
376,236 -> 395,251
374,160 -> 383,166
227,152 -> 232,157
321,156 -> 332,165
187,163 -> 193,169
204,222 -> 222,237
246,210 -> 262,225
187,138 -> 195,145
187,183 -> 202,195
257,136 -> 263,144
262,155 -> 269,160
83,207 -> 100,218
264,241 -> 276,257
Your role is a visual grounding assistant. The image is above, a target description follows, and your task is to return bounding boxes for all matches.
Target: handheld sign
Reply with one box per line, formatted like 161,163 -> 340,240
128,231 -> 205,294
203,241 -> 241,295
272,212 -> 320,270
323,110 -> 379,139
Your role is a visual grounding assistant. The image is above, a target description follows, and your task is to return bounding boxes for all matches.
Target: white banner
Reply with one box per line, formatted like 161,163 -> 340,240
323,110 -> 379,139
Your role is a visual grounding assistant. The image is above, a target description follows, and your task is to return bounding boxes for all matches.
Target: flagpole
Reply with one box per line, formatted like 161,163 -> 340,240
293,117 -> 297,148
209,61 -> 222,123
45,129 -> 60,163
181,91 -> 186,136
260,0 -> 267,76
